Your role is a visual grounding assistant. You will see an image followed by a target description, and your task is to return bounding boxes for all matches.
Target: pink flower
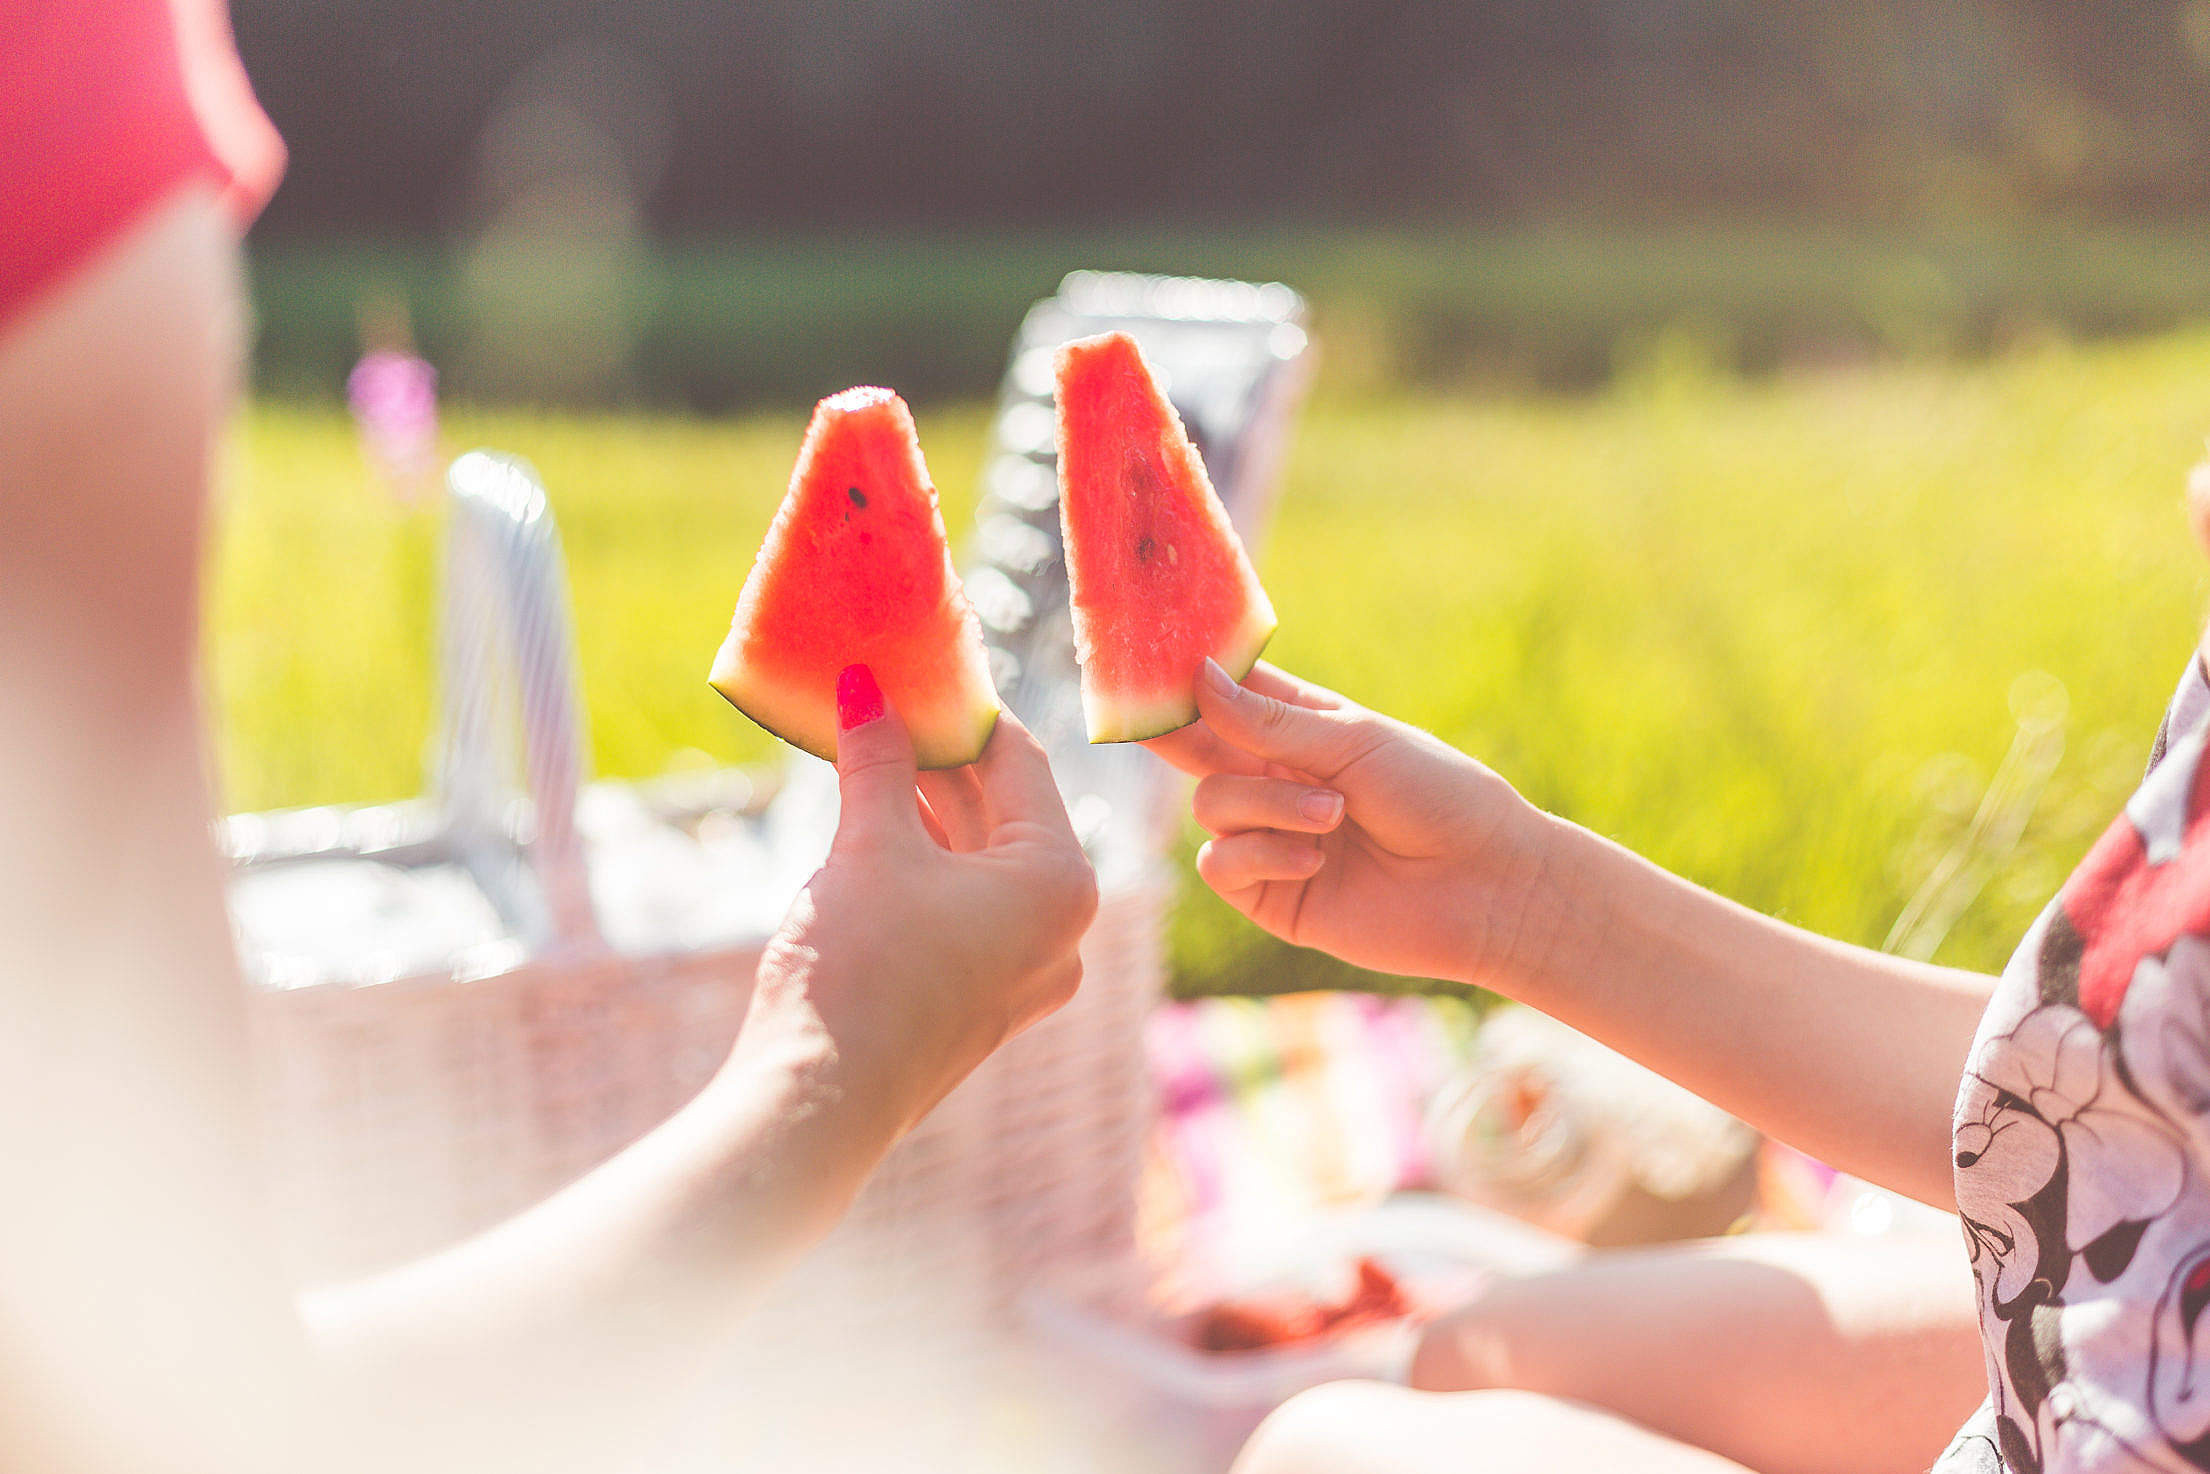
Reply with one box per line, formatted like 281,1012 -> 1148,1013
347,350 -> 440,494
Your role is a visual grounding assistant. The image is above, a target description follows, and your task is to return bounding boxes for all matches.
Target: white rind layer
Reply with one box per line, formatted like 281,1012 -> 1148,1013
710,629 -> 1000,770
1079,599 -> 1277,744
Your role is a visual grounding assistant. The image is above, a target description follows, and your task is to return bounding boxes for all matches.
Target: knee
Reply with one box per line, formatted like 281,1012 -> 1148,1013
1407,1314 -> 1477,1392
1406,1292 -> 1527,1393
1236,1384 -> 1573,1474
1234,1381 -> 1410,1474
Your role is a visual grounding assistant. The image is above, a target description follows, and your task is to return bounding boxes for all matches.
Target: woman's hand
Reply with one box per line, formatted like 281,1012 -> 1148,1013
1144,660 -> 1556,988
1153,659 -> 1994,1212
734,665 -> 1099,1134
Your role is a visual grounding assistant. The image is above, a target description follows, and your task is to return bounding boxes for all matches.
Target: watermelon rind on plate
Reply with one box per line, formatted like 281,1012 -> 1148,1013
709,387 -> 1001,770
1054,331 -> 1278,744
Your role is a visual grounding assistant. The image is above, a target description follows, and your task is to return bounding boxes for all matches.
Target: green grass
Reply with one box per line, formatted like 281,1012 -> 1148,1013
249,221 -> 2210,409
209,326 -> 2210,995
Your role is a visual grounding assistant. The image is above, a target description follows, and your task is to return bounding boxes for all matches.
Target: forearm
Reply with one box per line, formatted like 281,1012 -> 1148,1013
1502,816 -> 1992,1209
1409,1233 -> 1985,1474
302,682 -> 1093,1473
302,989 -> 905,1473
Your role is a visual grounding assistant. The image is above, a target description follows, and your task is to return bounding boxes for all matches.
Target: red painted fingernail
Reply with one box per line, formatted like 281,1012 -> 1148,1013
836,664 -> 884,730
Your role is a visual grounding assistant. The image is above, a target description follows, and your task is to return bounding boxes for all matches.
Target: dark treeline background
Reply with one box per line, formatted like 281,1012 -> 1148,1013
235,2 -> 2210,408
240,0 -> 2210,236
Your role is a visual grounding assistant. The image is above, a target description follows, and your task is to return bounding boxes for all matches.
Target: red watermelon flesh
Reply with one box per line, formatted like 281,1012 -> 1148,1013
1054,332 -> 1277,743
709,387 -> 1000,769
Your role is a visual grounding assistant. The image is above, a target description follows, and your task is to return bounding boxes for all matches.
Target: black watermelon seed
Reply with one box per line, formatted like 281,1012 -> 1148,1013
847,486 -> 868,509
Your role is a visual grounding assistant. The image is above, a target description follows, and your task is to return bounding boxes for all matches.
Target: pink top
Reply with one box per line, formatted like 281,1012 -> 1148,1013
0,0 -> 284,333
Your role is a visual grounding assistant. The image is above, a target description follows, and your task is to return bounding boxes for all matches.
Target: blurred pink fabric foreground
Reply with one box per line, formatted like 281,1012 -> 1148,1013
0,0 -> 282,334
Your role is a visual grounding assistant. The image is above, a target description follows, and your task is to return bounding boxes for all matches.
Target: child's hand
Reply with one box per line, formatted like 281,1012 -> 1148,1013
737,667 -> 1099,1133
1145,661 -> 1557,988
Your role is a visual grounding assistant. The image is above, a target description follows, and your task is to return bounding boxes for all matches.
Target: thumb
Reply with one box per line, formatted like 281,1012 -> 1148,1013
1194,658 -> 1374,780
831,663 -> 922,844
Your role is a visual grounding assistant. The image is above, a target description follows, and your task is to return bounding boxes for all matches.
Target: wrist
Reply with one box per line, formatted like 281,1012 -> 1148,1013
1496,811 -> 1650,1016
718,955 -> 918,1148
1454,804 -> 1586,999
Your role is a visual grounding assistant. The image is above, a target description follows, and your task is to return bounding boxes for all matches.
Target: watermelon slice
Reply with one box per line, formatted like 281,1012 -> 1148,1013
709,387 -> 1000,769
1054,331 -> 1278,743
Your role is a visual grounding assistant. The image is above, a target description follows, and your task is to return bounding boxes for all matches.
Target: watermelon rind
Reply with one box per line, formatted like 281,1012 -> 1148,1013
707,386 -> 1003,772
1055,331 -> 1281,748
1080,601 -> 1277,745
708,635 -> 836,764
709,631 -> 1001,771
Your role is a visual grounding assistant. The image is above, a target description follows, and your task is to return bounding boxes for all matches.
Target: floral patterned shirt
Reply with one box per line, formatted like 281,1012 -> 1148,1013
1939,655 -> 2210,1471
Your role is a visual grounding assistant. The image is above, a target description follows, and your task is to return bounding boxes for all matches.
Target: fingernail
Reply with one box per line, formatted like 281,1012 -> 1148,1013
1299,790 -> 1344,825
1201,658 -> 1239,698
837,664 -> 884,730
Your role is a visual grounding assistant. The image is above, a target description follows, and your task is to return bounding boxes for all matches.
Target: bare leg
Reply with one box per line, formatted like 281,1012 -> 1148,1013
1235,1382 -> 1757,1474
1407,1231 -> 1984,1474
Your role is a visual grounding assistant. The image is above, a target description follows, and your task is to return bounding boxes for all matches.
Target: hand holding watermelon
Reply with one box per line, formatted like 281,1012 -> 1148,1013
1145,659 -> 1559,990
737,665 -> 1099,1136
710,387 -> 1097,1129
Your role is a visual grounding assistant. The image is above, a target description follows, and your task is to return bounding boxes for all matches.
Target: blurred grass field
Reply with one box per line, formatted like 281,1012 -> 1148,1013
210,325 -> 2210,996
251,222 -> 2210,409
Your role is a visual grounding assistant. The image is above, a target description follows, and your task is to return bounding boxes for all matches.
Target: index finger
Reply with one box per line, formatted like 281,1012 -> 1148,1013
972,709 -> 1079,843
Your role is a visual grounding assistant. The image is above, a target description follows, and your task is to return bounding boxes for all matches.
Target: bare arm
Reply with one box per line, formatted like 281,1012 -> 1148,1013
296,1001 -> 914,1471
301,700 -> 1095,1472
1521,820 -> 1991,1207
0,186 -> 1093,1474
1147,660 -> 1991,1210
1232,1232 -> 1980,1474
1407,1232 -> 1986,1474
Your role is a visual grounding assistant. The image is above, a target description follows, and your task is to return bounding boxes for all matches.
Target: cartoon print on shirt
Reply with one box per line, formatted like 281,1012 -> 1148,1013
2129,938 -> 2210,1135
2150,1242 -> 2210,1453
2038,726 -> 2210,1029
1954,1001 -> 2187,1468
1940,704 -> 2210,1472
1955,1069 -> 2063,1309
1972,1009 -> 2183,1276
